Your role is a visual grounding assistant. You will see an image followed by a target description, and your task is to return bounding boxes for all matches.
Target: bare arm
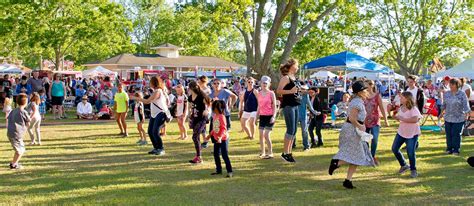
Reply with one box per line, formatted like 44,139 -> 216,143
229,91 -> 237,110
465,88 -> 471,99
271,92 -> 278,121
377,94 -> 389,126
277,76 -> 296,95
136,90 -> 160,105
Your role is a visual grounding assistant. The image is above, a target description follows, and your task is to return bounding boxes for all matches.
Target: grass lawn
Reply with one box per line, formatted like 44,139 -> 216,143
0,113 -> 473,205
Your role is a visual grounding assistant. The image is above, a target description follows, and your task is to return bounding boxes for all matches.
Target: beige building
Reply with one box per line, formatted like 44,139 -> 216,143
83,43 -> 244,79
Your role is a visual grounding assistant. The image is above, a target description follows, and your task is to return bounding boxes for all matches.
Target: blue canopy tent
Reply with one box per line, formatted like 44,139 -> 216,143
304,51 -> 391,93
181,71 -> 233,79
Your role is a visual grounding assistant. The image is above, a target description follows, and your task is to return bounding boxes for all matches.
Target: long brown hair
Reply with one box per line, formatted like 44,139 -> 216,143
401,91 -> 415,110
150,76 -> 164,90
188,81 -> 211,105
280,59 -> 298,76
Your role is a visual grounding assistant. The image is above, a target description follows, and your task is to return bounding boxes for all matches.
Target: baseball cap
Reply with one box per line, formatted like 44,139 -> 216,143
352,80 -> 368,94
261,76 -> 271,84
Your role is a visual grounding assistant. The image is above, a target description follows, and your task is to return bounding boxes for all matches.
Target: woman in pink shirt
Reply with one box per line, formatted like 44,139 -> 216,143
392,92 -> 423,178
256,76 -> 277,159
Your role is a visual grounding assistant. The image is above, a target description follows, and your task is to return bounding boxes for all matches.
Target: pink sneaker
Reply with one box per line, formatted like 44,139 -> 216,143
189,156 -> 203,164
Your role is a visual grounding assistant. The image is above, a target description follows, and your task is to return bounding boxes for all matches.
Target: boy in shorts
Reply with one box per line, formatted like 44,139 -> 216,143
7,93 -> 30,169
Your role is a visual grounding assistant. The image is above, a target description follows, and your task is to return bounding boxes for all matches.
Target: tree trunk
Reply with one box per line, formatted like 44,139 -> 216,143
279,0 -> 299,65
260,0 -> 295,75
54,47 -> 61,71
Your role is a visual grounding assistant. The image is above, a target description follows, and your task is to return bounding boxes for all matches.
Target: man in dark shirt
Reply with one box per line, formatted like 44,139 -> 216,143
27,70 -> 44,93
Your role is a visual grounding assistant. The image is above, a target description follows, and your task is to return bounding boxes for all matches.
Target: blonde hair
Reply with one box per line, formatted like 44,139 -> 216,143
401,91 -> 415,110
4,97 -> 12,107
30,92 -> 41,105
365,80 -> 376,93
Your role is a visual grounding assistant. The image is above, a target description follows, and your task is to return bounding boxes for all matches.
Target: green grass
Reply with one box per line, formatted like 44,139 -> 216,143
0,114 -> 473,205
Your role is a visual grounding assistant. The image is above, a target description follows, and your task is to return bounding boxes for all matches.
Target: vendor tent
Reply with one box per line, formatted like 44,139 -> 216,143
435,55 -> 474,79
0,65 -> 23,74
304,51 -> 390,73
310,71 -> 337,79
304,51 -> 391,92
181,71 -> 233,78
83,66 -> 116,77
344,71 -> 405,81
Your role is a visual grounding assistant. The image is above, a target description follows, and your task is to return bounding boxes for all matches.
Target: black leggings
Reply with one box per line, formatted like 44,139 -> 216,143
191,118 -> 207,157
309,118 -> 323,145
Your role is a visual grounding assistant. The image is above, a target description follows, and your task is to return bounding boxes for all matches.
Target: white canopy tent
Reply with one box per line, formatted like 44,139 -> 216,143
0,65 -> 23,74
435,55 -> 474,79
344,71 -> 405,81
310,70 -> 337,79
82,66 -> 116,77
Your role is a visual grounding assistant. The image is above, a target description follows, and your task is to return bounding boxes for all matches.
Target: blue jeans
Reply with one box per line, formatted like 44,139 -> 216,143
282,106 -> 299,140
392,134 -> 418,171
293,117 -> 309,149
148,112 -> 166,150
213,139 -> 232,173
366,125 -> 380,157
445,121 -> 464,153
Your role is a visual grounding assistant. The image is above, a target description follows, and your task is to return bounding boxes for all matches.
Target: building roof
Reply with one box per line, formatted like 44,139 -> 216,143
150,43 -> 184,50
85,53 -> 244,69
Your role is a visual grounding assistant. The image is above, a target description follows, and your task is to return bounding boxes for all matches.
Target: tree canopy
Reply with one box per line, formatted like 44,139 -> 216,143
0,0 -> 134,70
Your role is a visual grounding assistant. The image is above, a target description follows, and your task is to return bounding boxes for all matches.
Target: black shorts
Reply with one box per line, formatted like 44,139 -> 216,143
259,115 -> 274,131
51,96 -> 64,106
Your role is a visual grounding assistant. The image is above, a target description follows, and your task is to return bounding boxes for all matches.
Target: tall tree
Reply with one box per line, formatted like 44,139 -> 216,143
357,1 -> 473,76
0,1 -> 134,70
227,0 -> 350,80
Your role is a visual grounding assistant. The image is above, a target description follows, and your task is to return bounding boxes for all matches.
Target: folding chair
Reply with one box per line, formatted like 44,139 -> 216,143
421,98 -> 438,126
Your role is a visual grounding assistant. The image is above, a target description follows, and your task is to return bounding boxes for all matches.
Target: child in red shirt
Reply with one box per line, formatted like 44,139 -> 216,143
207,100 -> 233,178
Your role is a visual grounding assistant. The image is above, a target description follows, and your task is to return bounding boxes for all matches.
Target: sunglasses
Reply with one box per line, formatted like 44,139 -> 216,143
213,82 -> 220,85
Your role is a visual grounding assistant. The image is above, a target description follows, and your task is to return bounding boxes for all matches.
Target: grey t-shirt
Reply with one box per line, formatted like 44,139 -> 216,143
27,78 -> 43,93
7,108 -> 31,139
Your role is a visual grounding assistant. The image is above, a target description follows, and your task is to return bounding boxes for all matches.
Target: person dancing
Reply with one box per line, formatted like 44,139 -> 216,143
132,76 -> 168,156
328,81 -> 376,189
188,81 -> 211,164
276,59 -> 302,163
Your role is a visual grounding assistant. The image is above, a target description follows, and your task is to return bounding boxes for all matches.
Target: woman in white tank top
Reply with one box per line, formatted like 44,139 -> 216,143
132,76 -> 168,156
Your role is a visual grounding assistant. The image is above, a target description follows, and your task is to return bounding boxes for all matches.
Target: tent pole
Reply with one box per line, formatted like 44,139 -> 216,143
388,71 -> 392,103
343,69 -> 347,92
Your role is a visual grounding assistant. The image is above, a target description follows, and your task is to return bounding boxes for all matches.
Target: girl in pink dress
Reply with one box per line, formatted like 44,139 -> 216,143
392,92 -> 423,178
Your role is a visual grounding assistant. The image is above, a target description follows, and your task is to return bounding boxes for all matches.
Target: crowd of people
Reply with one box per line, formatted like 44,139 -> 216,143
3,60 -> 474,188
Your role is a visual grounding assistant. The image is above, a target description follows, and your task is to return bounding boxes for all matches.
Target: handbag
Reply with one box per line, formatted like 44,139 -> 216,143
356,128 -> 373,143
153,102 -> 172,123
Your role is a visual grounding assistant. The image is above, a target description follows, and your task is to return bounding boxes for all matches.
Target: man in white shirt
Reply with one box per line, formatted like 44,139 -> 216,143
77,96 -> 94,119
